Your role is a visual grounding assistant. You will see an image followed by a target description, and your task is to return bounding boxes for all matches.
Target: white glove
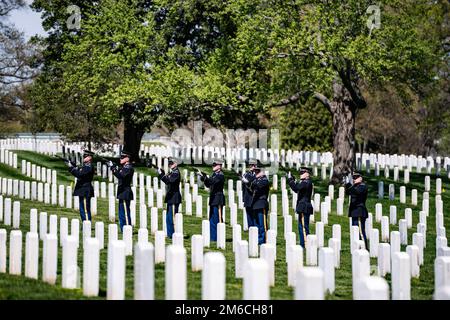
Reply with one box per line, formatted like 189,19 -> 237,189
287,171 -> 292,179
107,161 -> 113,168
157,168 -> 162,175
66,161 -> 73,168
241,176 -> 249,183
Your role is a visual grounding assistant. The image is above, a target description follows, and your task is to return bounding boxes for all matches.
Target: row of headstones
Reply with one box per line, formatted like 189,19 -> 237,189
0,149 -> 18,169
356,152 -> 450,174
4,138 -> 450,177
0,139 -> 60,155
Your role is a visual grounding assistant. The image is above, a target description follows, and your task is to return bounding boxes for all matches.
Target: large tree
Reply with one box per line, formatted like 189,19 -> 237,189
201,0 -> 445,182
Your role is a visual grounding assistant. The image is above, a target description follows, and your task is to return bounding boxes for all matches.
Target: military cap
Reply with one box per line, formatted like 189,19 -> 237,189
299,167 -> 311,174
120,150 -> 132,160
82,150 -> 95,157
247,158 -> 258,165
168,157 -> 181,165
352,172 -> 362,179
212,158 -> 224,166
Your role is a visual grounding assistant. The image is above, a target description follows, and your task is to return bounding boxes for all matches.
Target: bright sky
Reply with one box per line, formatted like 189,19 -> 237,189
6,0 -> 48,40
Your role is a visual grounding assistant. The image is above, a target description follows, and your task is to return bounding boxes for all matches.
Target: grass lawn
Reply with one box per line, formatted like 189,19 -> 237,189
0,150 -> 446,299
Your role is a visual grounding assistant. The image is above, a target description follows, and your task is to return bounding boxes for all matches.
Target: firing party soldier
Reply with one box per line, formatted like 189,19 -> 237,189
107,150 -> 134,232
287,167 -> 313,248
242,158 -> 258,229
157,157 -> 182,239
67,149 -> 95,222
243,164 -> 270,244
345,172 -> 369,249
198,158 -> 225,242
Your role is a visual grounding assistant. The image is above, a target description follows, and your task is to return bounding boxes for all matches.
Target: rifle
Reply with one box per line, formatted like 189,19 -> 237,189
55,154 -> 75,166
196,168 -> 208,179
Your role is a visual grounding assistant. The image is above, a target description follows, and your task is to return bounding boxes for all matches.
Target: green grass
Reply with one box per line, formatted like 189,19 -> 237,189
0,150 -> 447,299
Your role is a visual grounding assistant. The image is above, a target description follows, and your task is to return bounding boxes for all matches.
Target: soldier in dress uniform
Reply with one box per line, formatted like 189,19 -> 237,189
243,164 -> 270,244
345,172 -> 369,249
107,150 -> 134,232
198,159 -> 225,242
287,167 -> 313,248
67,149 -> 95,222
157,157 -> 182,239
241,158 -> 258,229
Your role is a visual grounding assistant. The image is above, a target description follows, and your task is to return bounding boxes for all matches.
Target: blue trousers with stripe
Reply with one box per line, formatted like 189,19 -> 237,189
298,212 -> 310,248
246,207 -> 257,228
209,205 -> 223,242
253,208 -> 268,245
118,199 -> 132,232
78,196 -> 92,222
352,216 -> 368,249
166,203 -> 180,239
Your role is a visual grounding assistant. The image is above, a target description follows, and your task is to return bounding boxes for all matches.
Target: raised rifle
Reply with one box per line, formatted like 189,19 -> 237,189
55,154 -> 75,166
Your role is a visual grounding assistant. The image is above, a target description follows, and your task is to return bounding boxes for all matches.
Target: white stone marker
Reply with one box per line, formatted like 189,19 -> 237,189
249,227 -> 259,257
412,233 -> 424,265
95,222 -> 104,250
9,230 -> 22,275
352,249 -> 370,299
381,216 -> 389,242
4,198 -> 11,226
399,219 -> 408,245
287,245 -> 303,287
400,186 -> 406,204
375,203 -> 382,222
267,230 -> 277,260
243,259 -> 270,300
332,224 -> 341,251
25,232 -> 39,279
71,219 -> 80,248
378,243 -> 391,277
43,234 -> 58,284
191,235 -> 203,272
202,220 -> 210,248
306,234 -> 318,266
319,247 -> 335,294
350,226 -> 359,254
0,229 -> 5,273
134,242 -> 155,300
107,240 -> 126,300
137,228 -> 148,244
39,212 -> 47,240
328,238 -> 340,268
155,231 -> 165,264
336,198 -> 343,216
390,205 -> 397,225
260,243 -> 276,286
391,231 -> 401,257
284,215 -> 292,240
405,208 -> 412,229
434,257 -> 450,296
294,267 -> 325,300
150,207 -> 158,235
83,238 -> 100,297
411,189 -> 417,206
235,240 -> 248,279
30,208 -> 38,233
436,178 -> 442,195
202,252 -> 226,300
355,276 -> 389,300
418,223 -> 427,248
165,245 -> 187,300
316,221 -> 324,248
406,245 -> 420,278
62,236 -> 78,289
370,229 -> 379,258
424,175 -> 430,191
123,225 -> 133,256
392,252 -> 411,300
172,232 -> 183,247
174,213 -> 183,234
217,222 -> 226,249
232,224 -> 241,253
12,201 -> 20,229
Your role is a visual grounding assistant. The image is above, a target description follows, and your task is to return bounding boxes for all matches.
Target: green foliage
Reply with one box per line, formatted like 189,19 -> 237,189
278,99 -> 332,152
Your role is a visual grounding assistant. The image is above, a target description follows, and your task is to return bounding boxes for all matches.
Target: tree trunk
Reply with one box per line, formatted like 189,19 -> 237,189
327,79 -> 357,185
122,104 -> 145,162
